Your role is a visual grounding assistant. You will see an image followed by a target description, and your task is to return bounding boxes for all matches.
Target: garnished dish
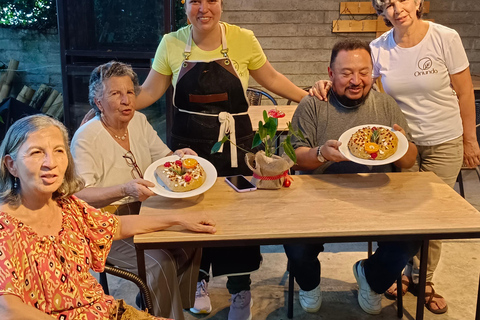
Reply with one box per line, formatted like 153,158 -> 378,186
155,158 -> 206,192
348,126 -> 398,160
338,124 -> 408,166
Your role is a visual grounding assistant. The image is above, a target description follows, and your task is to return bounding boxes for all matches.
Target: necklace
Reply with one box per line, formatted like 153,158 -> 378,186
101,117 -> 128,141
113,130 -> 128,141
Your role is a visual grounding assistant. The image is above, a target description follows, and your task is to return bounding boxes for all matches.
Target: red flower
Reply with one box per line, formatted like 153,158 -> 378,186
268,109 -> 285,119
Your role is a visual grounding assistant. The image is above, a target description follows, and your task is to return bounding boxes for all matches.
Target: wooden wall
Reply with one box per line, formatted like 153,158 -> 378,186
222,0 -> 480,104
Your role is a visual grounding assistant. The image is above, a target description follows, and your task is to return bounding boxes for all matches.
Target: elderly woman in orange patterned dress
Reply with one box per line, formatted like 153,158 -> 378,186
0,115 -> 216,320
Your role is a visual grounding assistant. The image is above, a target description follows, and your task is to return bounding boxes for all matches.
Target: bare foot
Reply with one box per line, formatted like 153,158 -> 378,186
425,282 -> 448,314
385,274 -> 410,299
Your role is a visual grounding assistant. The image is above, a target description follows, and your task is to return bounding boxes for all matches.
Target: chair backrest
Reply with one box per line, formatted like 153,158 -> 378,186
286,87 -> 310,105
246,88 -> 277,106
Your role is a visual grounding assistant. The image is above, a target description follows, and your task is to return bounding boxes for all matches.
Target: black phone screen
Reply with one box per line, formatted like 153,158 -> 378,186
225,175 -> 256,190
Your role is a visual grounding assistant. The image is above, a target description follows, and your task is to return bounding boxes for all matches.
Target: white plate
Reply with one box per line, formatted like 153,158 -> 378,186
144,155 -> 217,198
338,124 -> 408,166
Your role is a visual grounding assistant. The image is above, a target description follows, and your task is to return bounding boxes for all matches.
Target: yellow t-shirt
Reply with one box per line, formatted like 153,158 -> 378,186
152,22 -> 267,92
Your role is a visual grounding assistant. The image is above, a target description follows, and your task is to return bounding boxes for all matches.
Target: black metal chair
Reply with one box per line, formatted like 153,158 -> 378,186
246,88 -> 277,106
99,264 -> 153,312
456,99 -> 480,198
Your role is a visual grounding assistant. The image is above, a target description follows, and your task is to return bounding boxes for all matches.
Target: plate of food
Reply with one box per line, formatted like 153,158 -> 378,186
144,155 -> 217,198
338,124 -> 408,166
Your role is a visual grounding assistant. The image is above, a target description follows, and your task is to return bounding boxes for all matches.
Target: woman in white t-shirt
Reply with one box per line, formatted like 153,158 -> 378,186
313,0 -> 480,315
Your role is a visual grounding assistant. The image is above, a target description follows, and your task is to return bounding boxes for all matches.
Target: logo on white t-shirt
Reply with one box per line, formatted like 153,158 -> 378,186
414,57 -> 438,77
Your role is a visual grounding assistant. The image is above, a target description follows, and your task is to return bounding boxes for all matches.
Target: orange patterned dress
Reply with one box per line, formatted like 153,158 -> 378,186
0,196 -> 165,320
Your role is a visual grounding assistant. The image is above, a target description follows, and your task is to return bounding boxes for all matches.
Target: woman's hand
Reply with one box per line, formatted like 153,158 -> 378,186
123,179 -> 156,202
115,212 -> 217,240
309,80 -> 332,101
173,148 -> 198,158
463,138 -> 480,168
178,212 -> 217,234
80,109 -> 97,126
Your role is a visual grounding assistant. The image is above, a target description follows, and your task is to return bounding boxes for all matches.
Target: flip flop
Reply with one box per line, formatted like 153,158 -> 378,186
425,282 -> 448,314
384,275 -> 411,300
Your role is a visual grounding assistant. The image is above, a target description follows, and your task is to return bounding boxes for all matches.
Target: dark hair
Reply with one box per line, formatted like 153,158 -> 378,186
0,115 -> 84,206
372,0 -> 424,27
330,39 -> 372,69
88,61 -> 140,113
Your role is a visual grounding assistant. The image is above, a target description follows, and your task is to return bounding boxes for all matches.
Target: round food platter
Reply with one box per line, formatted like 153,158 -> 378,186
144,155 -> 217,198
337,124 -> 408,166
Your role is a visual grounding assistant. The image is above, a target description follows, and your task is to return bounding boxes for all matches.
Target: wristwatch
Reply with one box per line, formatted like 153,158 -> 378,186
317,145 -> 327,163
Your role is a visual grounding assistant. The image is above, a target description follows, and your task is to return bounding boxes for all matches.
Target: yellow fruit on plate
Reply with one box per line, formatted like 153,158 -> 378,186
182,158 -> 198,169
364,142 -> 379,154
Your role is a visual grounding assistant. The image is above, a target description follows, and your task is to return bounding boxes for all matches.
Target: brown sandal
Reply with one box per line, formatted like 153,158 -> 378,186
384,275 -> 411,300
425,282 -> 448,314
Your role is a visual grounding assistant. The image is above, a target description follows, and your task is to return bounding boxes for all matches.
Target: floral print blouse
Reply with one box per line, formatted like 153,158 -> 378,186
0,195 -> 119,319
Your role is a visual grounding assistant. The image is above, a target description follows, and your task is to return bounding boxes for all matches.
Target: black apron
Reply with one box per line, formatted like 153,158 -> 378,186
170,23 -> 261,277
171,23 -> 254,177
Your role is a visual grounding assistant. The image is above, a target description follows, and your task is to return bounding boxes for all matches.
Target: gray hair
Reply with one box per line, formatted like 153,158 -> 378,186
88,61 -> 140,113
0,115 -> 84,206
372,0 -> 424,27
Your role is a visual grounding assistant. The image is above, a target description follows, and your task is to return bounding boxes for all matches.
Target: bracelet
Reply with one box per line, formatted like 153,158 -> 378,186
317,145 -> 327,163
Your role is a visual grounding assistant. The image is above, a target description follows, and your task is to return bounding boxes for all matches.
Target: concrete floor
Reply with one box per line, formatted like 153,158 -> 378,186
98,169 -> 480,320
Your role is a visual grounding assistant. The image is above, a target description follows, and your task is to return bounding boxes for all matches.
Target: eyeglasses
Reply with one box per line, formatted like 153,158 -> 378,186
123,151 -> 143,179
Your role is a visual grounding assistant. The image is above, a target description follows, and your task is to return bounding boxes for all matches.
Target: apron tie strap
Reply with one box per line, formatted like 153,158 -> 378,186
218,111 -> 238,168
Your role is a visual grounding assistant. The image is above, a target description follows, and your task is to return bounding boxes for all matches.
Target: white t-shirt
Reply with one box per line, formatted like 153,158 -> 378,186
370,21 -> 469,146
71,112 -> 171,205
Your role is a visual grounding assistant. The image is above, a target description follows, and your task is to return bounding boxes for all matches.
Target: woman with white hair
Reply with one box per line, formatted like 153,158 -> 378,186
71,61 -> 211,320
313,0 -> 480,314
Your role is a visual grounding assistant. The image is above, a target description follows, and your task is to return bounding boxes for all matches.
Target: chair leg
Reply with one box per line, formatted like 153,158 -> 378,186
397,275 -> 404,318
99,271 -> 109,295
475,272 -> 480,320
457,171 -> 465,198
368,241 -> 373,257
287,261 -> 294,319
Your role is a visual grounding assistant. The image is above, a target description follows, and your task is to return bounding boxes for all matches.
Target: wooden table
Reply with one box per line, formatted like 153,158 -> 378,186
248,105 -> 297,131
135,172 -> 480,319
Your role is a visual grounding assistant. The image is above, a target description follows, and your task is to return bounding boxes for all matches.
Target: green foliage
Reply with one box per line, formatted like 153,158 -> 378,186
0,0 -> 57,30
174,0 -> 187,30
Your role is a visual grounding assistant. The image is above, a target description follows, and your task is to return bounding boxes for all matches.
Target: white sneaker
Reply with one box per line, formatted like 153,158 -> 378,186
189,280 -> 212,314
353,260 -> 382,315
299,283 -> 322,313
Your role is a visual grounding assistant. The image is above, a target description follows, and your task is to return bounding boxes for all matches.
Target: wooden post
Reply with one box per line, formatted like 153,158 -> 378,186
0,59 -> 20,101
16,85 -> 36,104
41,89 -> 60,113
46,93 -> 64,120
29,84 -> 52,109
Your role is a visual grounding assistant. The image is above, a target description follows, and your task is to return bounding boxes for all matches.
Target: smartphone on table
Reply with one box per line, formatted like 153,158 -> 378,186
225,175 -> 257,192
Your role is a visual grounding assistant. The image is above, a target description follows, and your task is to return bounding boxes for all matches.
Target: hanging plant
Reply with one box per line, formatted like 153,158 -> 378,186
0,0 -> 57,30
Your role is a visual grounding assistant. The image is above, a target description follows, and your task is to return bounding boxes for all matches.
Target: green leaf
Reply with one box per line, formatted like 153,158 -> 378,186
262,110 -> 269,123
282,136 -> 297,163
264,117 -> 278,140
211,135 -> 229,154
288,122 -> 305,141
257,121 -> 266,140
252,132 -> 262,148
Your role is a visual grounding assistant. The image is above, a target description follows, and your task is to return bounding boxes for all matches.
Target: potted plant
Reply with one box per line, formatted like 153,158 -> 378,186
212,108 -> 304,189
